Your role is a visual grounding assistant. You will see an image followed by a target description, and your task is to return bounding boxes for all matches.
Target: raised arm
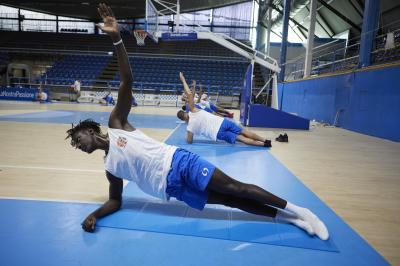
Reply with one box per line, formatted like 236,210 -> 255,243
96,3 -> 133,130
81,171 -> 123,232
179,72 -> 196,112
197,83 -> 204,104
191,80 -> 201,104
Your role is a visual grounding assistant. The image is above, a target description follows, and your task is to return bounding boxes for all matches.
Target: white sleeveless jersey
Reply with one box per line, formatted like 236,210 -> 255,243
187,110 -> 224,141
104,128 -> 177,200
197,100 -> 211,110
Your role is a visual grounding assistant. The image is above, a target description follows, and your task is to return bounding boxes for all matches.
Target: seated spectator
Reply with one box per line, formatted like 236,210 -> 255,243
36,87 -> 48,103
71,79 -> 81,102
39,91 -> 48,102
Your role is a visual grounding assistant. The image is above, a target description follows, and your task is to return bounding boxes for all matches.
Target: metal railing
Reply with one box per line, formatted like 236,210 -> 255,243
8,80 -> 241,108
9,78 -> 243,97
284,26 -> 400,81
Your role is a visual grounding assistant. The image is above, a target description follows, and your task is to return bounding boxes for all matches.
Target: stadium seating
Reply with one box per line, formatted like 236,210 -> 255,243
0,52 -> 9,66
38,54 -> 247,95
0,31 -> 248,94
40,54 -> 109,86
112,57 -> 247,94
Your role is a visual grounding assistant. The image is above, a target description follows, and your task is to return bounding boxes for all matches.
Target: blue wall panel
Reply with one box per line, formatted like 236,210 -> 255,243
248,104 -> 309,129
281,78 -> 336,124
280,66 -> 400,142
240,64 -> 253,125
343,67 -> 400,141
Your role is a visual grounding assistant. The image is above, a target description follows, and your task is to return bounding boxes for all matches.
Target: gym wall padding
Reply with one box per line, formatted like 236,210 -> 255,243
279,65 -> 400,142
240,63 -> 253,126
247,104 -> 310,129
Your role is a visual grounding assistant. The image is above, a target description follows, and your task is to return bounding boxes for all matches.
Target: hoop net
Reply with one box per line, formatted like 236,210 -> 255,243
134,30 -> 147,46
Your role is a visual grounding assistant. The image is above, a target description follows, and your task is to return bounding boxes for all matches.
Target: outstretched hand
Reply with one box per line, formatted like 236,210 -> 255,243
96,3 -> 120,38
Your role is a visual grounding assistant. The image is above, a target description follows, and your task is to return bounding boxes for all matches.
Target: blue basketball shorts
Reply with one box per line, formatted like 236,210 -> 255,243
216,118 -> 243,144
209,102 -> 219,112
185,104 -> 213,114
166,148 -> 216,210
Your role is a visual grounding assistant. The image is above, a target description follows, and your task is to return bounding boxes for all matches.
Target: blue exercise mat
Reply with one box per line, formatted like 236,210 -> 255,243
97,182 -> 338,252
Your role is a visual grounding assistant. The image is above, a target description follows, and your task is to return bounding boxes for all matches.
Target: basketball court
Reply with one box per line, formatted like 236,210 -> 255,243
1,0 -> 399,265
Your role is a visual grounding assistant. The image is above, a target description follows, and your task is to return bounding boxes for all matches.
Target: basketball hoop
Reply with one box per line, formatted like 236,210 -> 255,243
134,30 -> 147,46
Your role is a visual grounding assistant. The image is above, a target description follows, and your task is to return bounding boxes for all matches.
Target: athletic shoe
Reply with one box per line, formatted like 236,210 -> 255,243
264,139 -> 272,147
275,134 -> 289,142
283,133 -> 288,142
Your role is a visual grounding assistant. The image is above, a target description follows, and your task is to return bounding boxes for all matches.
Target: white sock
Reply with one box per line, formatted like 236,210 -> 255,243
275,209 -> 314,236
285,202 -> 329,241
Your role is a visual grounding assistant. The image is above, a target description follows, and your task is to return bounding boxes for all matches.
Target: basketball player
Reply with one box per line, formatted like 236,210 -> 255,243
181,81 -> 226,116
196,85 -> 234,118
177,73 -> 272,147
66,3 -> 329,241
181,81 -> 234,118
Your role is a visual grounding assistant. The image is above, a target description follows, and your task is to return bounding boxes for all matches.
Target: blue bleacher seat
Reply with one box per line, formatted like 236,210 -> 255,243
41,53 -> 246,95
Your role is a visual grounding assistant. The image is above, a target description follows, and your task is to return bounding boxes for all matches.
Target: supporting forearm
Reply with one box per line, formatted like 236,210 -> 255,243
90,199 -> 121,219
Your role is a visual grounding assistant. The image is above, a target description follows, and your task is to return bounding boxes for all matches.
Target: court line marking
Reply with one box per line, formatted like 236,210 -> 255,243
162,123 -> 183,142
0,196 -> 104,204
0,110 -> 48,117
0,164 -> 104,173
231,243 -> 252,251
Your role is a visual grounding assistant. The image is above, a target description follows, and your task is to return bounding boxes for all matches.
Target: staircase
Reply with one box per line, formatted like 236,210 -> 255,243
92,55 -> 118,90
252,63 -> 273,107
253,63 -> 265,89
